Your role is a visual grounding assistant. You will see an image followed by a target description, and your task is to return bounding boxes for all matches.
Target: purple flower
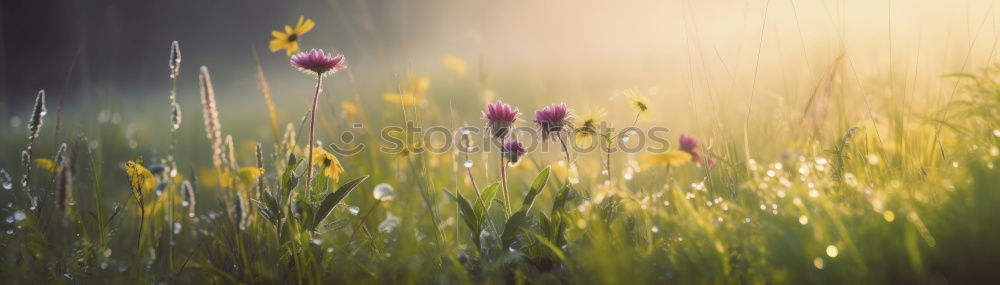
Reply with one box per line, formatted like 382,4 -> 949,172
290,49 -> 346,76
679,134 -> 715,168
482,100 -> 519,139
678,134 -> 699,153
533,103 -> 571,140
501,140 -> 527,164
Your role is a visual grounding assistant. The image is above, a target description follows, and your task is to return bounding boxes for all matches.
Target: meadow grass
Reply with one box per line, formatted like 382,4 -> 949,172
2,33 -> 1000,285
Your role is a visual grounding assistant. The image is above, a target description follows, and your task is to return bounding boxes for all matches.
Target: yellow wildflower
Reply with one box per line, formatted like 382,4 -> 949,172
642,150 -> 692,169
311,147 -> 344,182
125,161 -> 156,192
441,55 -> 468,76
383,76 -> 431,107
218,169 -> 234,189
573,107 -> 607,149
404,76 -> 430,94
35,158 -> 60,173
238,167 -> 264,183
623,89 -> 651,121
341,101 -> 358,118
269,16 -> 315,55
382,93 -> 421,106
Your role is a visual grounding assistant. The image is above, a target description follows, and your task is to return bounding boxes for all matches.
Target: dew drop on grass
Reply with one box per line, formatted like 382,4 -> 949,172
312,238 -> 322,245
347,206 -> 360,215
373,183 -> 395,201
993,129 -> 1000,137
826,245 -> 839,258
0,169 -> 11,190
173,222 -> 182,234
651,226 -> 659,233
813,257 -> 825,269
378,213 -> 401,233
5,216 -> 13,223
13,211 -> 26,222
798,216 -> 808,225
463,160 -> 473,168
883,211 -> 895,222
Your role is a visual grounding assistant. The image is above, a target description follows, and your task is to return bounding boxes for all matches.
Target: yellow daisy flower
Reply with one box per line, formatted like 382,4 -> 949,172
35,158 -> 61,173
311,147 -> 344,182
573,107 -> 608,149
218,169 -> 234,189
269,16 -> 316,56
641,150 -> 692,169
238,167 -> 264,183
623,89 -> 651,121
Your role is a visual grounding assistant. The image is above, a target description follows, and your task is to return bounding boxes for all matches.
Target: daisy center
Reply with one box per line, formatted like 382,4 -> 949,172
288,34 -> 298,42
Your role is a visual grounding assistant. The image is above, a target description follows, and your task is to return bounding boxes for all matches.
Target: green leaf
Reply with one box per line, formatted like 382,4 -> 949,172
280,152 -> 302,203
474,182 -> 501,218
310,175 -> 368,231
446,189 -> 482,249
520,167 -> 551,212
550,184 -> 573,216
310,169 -> 329,199
256,190 -> 281,225
538,213 -> 552,238
447,190 -> 480,233
502,210 -> 529,249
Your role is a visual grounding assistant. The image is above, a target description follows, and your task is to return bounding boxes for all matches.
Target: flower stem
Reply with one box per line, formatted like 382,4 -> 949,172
499,138 -> 511,215
305,74 -> 323,198
556,133 -> 572,164
349,200 -> 380,242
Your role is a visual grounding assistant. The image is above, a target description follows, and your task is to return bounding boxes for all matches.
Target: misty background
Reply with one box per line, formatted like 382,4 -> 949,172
1,0 -> 998,132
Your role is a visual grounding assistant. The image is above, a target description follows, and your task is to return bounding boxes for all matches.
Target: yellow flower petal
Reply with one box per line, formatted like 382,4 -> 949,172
310,148 -> 343,183
271,30 -> 286,39
35,158 -> 60,173
296,17 -> 315,35
642,150 -> 691,169
284,25 -> 294,35
405,76 -> 431,94
238,167 -> 264,183
269,39 -> 287,52
383,93 -> 419,106
124,161 -> 156,192
341,101 -> 358,117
